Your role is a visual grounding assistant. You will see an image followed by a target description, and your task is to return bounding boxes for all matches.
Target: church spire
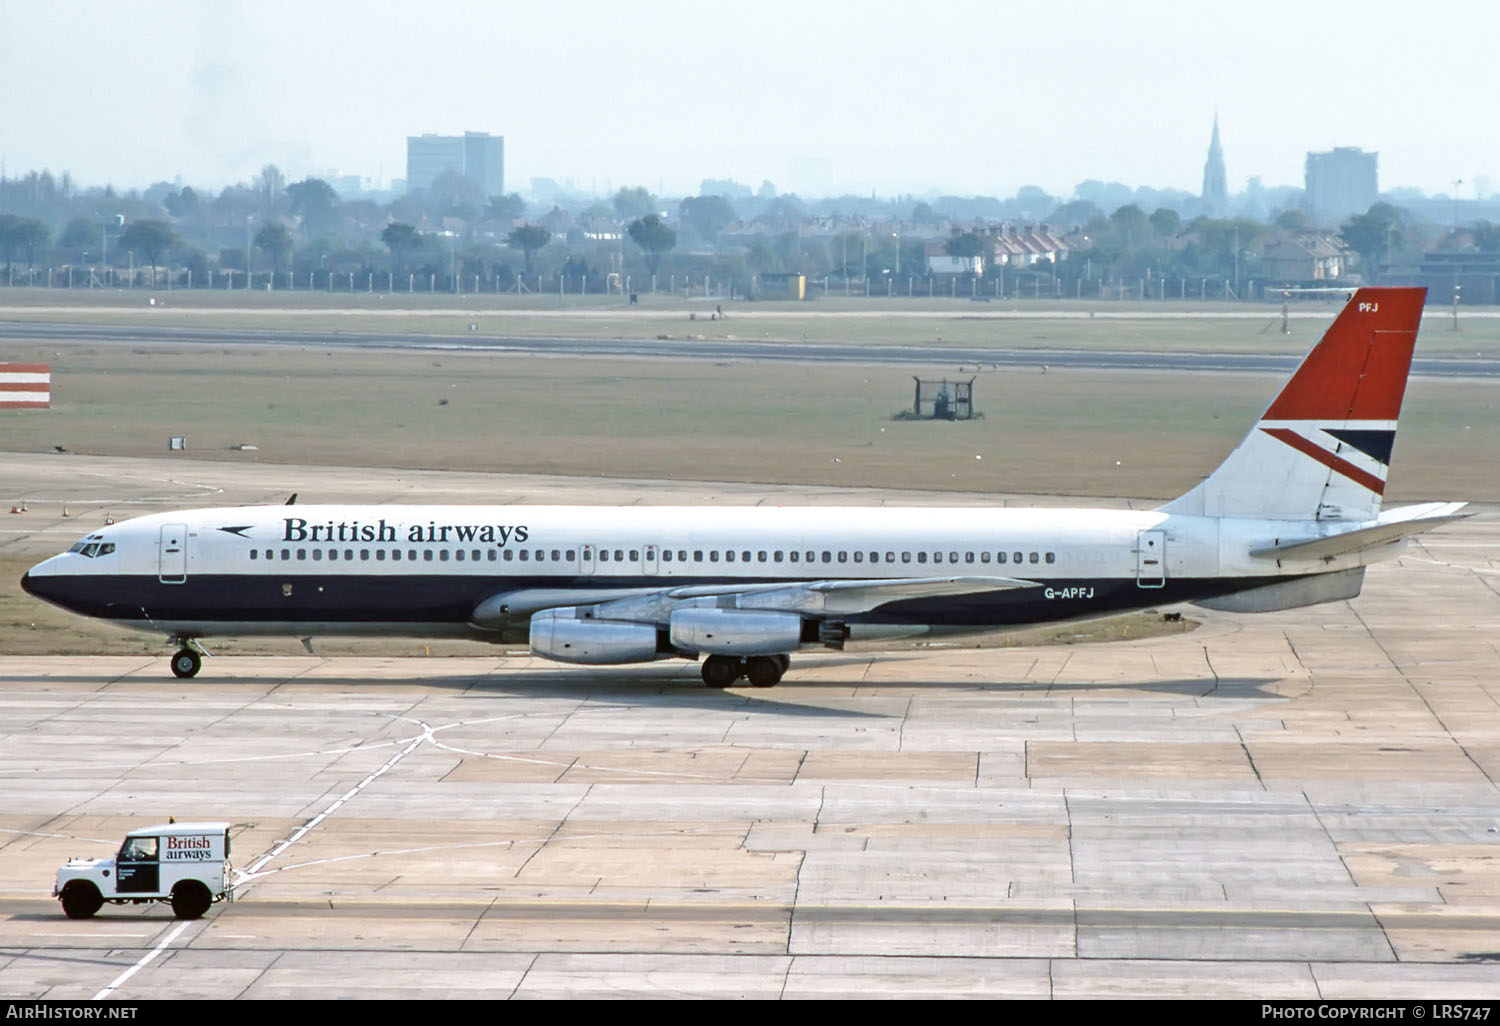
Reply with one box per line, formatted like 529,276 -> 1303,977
1202,114 -> 1228,214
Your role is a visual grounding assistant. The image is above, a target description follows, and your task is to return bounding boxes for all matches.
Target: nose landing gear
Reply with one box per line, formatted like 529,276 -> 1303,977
168,638 -> 208,679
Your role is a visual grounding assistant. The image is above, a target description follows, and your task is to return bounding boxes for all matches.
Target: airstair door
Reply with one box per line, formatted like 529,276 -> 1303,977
1135,529 -> 1165,588
159,524 -> 188,584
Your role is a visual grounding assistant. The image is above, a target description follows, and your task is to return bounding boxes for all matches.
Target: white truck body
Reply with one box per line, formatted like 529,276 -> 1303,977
54,821 -> 233,919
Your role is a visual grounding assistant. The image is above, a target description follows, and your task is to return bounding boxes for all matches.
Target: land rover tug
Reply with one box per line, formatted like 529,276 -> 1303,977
54,821 -> 233,919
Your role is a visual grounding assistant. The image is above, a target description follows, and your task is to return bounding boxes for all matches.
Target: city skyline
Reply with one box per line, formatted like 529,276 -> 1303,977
2,0 -> 1497,200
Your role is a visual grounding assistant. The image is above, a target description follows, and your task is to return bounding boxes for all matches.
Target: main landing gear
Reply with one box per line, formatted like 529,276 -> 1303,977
701,654 -> 790,688
169,638 -> 207,679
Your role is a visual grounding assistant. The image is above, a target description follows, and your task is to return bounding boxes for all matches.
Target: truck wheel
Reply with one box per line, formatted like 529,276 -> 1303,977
60,881 -> 103,919
170,881 -> 212,920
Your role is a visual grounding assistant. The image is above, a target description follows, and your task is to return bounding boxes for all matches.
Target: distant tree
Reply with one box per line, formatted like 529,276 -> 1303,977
1340,203 -> 1405,273
613,186 -> 655,219
1148,207 -> 1181,238
0,215 -> 23,273
287,178 -> 339,233
1471,221 -> 1500,253
761,194 -> 807,229
911,201 -> 937,226
0,217 -> 51,272
944,230 -> 986,260
254,164 -> 286,209
506,223 -> 551,274
1109,205 -> 1152,248
117,219 -> 176,278
58,217 -> 98,260
1273,209 -> 1313,233
163,186 -> 201,218
1014,185 -> 1058,213
1047,199 -> 1102,229
679,195 -> 737,239
484,193 -> 525,222
254,221 -> 294,274
381,221 -> 421,278
627,214 -> 676,275
14,218 -> 50,270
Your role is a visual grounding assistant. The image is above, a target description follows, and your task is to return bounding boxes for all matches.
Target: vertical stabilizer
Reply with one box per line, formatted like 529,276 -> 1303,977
1161,287 -> 1425,521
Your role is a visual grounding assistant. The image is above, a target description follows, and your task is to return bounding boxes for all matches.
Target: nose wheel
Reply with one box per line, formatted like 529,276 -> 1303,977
169,640 -> 205,679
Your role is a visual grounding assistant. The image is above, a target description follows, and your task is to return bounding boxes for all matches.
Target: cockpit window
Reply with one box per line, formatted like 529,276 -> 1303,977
69,540 -> 113,558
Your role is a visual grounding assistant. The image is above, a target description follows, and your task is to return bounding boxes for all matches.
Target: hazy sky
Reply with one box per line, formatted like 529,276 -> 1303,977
2,0 -> 1496,200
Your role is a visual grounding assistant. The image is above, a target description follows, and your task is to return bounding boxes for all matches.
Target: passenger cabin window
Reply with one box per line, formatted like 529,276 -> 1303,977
1029,552 -> 1039,564
1045,552 -> 1056,564
997,552 -> 1007,564
504,550 -> 514,561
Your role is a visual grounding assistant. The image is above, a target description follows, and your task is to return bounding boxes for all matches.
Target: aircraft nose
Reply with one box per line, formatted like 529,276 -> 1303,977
21,558 -> 60,601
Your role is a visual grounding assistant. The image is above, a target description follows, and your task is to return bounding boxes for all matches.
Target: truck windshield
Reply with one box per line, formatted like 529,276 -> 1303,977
120,837 -> 158,861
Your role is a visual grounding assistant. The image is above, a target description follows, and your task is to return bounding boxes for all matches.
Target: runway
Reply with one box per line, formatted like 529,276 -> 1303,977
3,318 -> 1498,378
2,458 -> 1498,998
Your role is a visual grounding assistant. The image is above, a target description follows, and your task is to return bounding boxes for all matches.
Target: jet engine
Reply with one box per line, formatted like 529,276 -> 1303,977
668,609 -> 804,656
529,608 -> 663,665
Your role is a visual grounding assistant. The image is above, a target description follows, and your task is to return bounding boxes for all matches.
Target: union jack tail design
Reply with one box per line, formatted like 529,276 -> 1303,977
1163,287 -> 1425,521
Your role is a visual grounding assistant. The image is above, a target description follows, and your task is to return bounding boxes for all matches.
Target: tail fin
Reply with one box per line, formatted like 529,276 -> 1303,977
1162,286 -> 1426,521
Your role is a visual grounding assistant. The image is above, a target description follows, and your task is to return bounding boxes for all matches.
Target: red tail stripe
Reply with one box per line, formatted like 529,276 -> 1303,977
1262,287 -> 1423,422
1261,427 -> 1387,495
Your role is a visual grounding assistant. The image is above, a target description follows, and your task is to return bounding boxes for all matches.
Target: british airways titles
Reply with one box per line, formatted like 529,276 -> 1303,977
281,518 -> 530,545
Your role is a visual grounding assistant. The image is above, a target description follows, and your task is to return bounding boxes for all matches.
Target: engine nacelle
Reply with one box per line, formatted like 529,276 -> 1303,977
529,608 -> 663,665
668,609 -> 803,656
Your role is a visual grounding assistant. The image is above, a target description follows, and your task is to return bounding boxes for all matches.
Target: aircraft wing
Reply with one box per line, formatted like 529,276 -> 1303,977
1249,502 -> 1470,563
666,573 -> 1032,612
472,575 -> 1034,628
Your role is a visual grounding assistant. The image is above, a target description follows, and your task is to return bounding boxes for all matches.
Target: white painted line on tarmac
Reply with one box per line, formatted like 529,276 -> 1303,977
92,919 -> 189,1001
238,714 -> 436,881
0,826 -> 116,843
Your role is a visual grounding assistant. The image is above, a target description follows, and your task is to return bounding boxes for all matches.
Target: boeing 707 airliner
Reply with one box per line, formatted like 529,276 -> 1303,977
21,287 -> 1465,686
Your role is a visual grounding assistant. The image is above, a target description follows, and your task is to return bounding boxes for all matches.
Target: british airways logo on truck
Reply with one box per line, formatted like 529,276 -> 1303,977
162,834 -> 216,861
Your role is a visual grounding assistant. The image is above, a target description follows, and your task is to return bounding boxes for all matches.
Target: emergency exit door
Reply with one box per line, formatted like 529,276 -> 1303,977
1135,529 -> 1165,588
159,524 -> 187,583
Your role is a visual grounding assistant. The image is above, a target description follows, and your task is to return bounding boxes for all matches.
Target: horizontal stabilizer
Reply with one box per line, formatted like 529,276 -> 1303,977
1249,502 -> 1469,562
